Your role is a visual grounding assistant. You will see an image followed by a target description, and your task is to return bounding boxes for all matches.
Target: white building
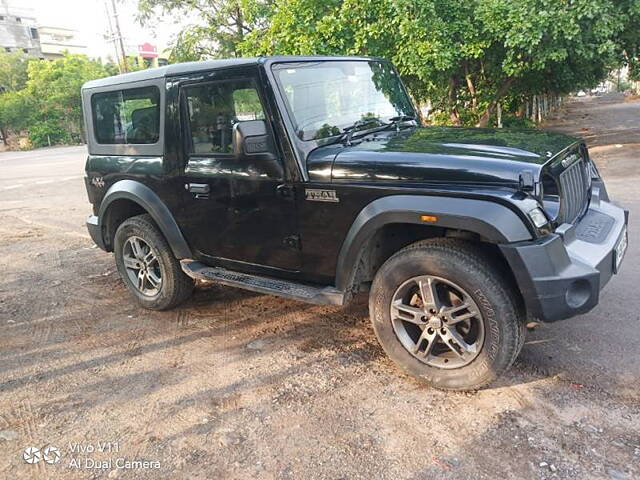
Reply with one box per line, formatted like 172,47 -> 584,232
39,26 -> 87,59
0,0 -> 42,57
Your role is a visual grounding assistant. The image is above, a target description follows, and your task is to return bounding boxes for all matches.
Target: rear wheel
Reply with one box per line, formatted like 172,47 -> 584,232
114,214 -> 194,310
369,238 -> 525,390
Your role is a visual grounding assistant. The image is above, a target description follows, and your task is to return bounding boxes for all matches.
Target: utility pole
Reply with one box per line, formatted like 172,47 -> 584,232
107,0 -> 128,73
103,0 -> 121,72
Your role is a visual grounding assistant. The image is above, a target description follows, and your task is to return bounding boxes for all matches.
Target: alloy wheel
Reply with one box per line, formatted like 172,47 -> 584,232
390,275 -> 485,369
122,236 -> 162,296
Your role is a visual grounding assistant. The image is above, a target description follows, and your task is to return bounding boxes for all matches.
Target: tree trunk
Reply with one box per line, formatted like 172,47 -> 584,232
0,127 -> 7,146
236,6 -> 244,38
448,76 -> 461,126
233,3 -> 244,57
537,95 -> 542,123
476,78 -> 513,128
450,109 -> 461,125
464,62 -> 477,109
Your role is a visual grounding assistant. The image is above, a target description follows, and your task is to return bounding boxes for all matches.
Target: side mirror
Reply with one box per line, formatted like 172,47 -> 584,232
232,120 -> 276,161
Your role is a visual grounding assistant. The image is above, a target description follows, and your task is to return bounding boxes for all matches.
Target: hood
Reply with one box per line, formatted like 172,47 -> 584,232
307,126 -> 580,186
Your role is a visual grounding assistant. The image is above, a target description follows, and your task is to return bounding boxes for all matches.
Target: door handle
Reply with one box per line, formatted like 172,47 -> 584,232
276,184 -> 294,198
186,183 -> 210,194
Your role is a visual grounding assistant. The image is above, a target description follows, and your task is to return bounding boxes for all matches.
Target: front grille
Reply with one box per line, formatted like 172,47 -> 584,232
557,157 -> 589,224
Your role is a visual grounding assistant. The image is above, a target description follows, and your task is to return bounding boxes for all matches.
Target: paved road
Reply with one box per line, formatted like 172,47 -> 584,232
0,145 -> 88,238
0,145 -> 86,190
526,95 -> 640,397
0,97 -> 638,480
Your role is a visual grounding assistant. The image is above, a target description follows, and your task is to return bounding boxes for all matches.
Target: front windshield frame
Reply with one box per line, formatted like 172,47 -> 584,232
271,59 -> 416,143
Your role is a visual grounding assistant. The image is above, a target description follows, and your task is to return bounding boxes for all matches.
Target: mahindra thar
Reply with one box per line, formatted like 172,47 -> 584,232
81,56 -> 628,390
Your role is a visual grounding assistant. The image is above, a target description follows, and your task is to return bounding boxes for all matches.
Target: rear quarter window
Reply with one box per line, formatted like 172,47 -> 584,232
91,86 -> 160,144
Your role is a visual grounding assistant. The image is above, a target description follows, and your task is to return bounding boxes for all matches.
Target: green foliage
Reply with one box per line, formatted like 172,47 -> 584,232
28,119 -> 72,148
137,0 -> 274,59
0,51 -> 33,143
0,51 -> 31,92
0,53 -> 108,147
24,54 -> 108,143
239,0 -> 640,126
315,123 -> 341,139
619,0 -> 640,80
501,114 -> 535,129
134,0 -> 639,126
102,56 -> 147,76
0,90 -> 32,132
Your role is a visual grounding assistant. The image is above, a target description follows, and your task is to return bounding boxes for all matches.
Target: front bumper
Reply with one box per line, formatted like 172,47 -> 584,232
86,215 -> 108,251
501,185 -> 628,322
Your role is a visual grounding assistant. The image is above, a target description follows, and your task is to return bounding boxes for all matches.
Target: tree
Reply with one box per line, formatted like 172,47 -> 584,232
0,51 -> 31,92
24,54 -> 108,145
240,0 -> 639,126
619,0 -> 640,84
472,0 -> 630,125
0,90 -> 32,142
0,54 -> 108,148
137,0 -> 274,61
0,51 -> 32,144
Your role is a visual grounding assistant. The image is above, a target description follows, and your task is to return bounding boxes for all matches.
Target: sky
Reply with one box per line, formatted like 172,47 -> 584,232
20,0 -> 185,60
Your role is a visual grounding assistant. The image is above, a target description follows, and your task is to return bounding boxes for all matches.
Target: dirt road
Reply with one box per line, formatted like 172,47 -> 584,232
1,96 -> 639,479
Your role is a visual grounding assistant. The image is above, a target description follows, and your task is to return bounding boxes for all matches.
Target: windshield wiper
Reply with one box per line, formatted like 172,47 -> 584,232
385,115 -> 418,132
341,117 -> 386,146
340,115 -> 418,145
335,114 -> 417,146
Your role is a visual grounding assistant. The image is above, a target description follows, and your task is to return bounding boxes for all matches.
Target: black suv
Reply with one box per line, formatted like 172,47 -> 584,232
82,56 -> 628,390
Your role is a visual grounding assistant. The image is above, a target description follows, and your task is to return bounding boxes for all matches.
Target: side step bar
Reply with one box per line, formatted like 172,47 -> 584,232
181,260 -> 346,306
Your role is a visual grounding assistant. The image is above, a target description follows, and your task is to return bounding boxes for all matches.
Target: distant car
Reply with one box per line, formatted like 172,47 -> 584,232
577,90 -> 586,97
81,56 -> 629,391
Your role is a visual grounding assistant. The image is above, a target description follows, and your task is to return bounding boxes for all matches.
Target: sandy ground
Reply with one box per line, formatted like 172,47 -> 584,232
0,95 -> 639,480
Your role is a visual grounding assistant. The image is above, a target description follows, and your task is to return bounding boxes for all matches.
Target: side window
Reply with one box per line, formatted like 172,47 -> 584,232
184,79 -> 265,155
91,86 -> 160,144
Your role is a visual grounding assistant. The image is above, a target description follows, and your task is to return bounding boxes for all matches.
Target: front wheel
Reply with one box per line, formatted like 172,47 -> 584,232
114,214 -> 194,310
369,238 -> 525,390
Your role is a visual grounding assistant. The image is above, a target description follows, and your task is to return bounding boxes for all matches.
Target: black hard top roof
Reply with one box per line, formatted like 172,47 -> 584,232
81,55 -> 382,90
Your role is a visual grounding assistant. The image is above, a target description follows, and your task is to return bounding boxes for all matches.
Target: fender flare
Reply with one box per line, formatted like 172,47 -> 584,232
335,195 -> 532,291
98,179 -> 192,259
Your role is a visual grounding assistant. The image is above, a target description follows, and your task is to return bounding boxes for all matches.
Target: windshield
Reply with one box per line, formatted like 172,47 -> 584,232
273,60 -> 415,141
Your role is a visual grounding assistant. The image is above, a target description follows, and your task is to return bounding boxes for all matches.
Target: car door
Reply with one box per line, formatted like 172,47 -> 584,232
177,68 -> 301,271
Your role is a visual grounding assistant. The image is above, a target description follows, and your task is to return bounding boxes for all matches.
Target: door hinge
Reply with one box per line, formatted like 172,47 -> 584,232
283,234 -> 301,250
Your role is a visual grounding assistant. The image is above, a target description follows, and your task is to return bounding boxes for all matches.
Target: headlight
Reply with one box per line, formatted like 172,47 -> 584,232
528,207 -> 548,229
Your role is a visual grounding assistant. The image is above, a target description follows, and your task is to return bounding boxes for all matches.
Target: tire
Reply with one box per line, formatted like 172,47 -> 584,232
369,238 -> 525,391
114,214 -> 194,310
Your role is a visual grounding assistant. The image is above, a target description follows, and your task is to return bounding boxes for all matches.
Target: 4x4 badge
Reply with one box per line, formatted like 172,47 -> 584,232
90,176 -> 105,188
305,189 -> 339,203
